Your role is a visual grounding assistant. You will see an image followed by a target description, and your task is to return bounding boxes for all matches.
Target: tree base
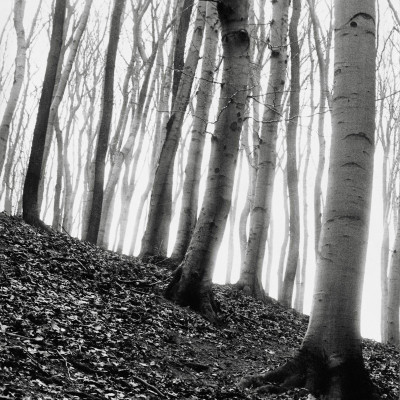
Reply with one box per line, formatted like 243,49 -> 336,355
23,212 -> 52,234
239,349 -> 379,400
165,265 -> 221,324
235,279 -> 267,303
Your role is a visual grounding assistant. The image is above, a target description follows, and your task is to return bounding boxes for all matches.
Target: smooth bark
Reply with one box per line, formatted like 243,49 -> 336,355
22,0 -> 66,229
166,0 -> 250,322
85,0 -> 126,244
240,1 -> 377,397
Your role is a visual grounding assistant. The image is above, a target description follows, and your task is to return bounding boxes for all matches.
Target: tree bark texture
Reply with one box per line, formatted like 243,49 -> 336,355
280,0 -> 301,308
237,0 -> 289,299
140,3 -> 205,257
171,2 -> 219,263
165,0 -> 250,322
240,0 -> 377,397
85,0 -> 126,244
22,0 -> 66,228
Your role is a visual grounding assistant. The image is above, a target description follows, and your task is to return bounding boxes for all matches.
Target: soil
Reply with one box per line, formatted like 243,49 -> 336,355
0,213 -> 398,399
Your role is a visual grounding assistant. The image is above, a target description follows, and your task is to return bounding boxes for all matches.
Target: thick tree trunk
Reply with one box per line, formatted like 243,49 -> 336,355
237,0 -> 289,299
165,0 -> 250,322
240,1 -> 377,397
0,0 -> 26,176
140,3 -> 205,257
85,0 -> 126,244
280,0 -> 301,308
22,0 -> 66,229
171,2 -> 219,263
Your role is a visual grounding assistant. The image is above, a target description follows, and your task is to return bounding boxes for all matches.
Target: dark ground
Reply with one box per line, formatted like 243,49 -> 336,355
0,213 -> 398,399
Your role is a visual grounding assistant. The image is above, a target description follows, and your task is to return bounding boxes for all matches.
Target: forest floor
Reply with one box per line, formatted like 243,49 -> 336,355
0,213 -> 398,400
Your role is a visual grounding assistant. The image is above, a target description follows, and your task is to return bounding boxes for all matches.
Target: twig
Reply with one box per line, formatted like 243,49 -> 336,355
131,375 -> 165,398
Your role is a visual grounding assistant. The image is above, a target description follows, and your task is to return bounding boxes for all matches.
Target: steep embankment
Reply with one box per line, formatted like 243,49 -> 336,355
0,213 -> 398,399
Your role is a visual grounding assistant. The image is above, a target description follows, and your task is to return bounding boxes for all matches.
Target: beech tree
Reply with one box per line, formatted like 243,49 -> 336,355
171,1 -> 219,263
165,0 -> 250,322
85,0 -> 126,244
240,0 -> 377,397
140,2 -> 205,257
22,0 -> 66,229
237,0 -> 290,299
0,0 -> 26,176
279,0 -> 301,308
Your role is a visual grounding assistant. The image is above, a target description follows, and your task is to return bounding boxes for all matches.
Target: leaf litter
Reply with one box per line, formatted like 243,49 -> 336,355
0,213 -> 398,399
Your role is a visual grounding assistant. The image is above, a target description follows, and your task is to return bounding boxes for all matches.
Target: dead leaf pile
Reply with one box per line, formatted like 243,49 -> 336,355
0,213 -> 398,399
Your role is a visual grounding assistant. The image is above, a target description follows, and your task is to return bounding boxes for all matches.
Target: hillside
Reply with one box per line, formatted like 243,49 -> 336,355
0,213 -> 398,399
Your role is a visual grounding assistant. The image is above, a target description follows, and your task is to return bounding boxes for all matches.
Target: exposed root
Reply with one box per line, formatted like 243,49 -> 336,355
235,279 -> 267,303
239,349 -> 379,400
165,265 -> 221,324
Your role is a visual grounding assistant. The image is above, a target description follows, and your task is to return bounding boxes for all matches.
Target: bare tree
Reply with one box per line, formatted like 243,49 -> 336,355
22,0 -> 67,229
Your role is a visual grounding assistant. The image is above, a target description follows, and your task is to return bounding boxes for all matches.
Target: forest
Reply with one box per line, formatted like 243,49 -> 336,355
0,0 -> 399,398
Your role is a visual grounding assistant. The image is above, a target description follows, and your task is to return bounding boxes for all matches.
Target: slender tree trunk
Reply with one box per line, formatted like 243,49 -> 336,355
240,1 -> 377,397
171,2 -> 219,262
22,0 -> 66,229
237,0 -> 290,299
172,0 -> 194,106
280,0 -> 301,308
140,3 -> 205,257
226,140 -> 244,283
387,201 -> 400,345
85,0 -> 126,244
165,0 -> 250,322
0,0 -> 26,176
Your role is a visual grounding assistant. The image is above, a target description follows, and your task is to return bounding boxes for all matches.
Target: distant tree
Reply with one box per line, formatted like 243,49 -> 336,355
387,196 -> 400,345
240,0 -> 377,397
140,2 -> 205,257
279,0 -> 301,308
307,0 -> 333,256
22,0 -> 67,229
0,0 -> 26,177
165,0 -> 250,322
237,0 -> 290,299
85,0 -> 126,244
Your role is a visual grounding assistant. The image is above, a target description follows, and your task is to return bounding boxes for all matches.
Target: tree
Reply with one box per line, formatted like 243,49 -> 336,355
85,0 -> 126,244
140,2 -> 205,257
0,0 -> 26,176
240,1 -> 377,397
165,0 -> 250,322
279,0 -> 301,308
237,0 -> 290,299
22,0 -> 66,229
171,1 -> 219,263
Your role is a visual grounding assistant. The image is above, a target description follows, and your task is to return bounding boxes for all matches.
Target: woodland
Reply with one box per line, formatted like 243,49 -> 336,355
0,0 -> 399,398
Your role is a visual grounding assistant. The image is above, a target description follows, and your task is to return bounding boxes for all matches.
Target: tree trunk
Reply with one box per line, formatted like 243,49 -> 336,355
240,1 -> 377,397
172,0 -> 194,106
85,0 -> 126,244
387,203 -> 400,345
140,3 -> 205,257
22,0 -> 66,229
171,1 -> 219,263
237,0 -> 290,299
280,0 -> 301,308
0,0 -> 26,176
165,0 -> 250,322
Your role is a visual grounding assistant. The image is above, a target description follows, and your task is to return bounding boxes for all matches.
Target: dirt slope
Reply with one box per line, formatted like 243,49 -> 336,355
0,213 -> 398,399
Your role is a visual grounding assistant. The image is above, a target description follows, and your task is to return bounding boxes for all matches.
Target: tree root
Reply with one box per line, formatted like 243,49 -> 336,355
239,349 -> 379,400
23,213 -> 52,234
165,265 -> 221,324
